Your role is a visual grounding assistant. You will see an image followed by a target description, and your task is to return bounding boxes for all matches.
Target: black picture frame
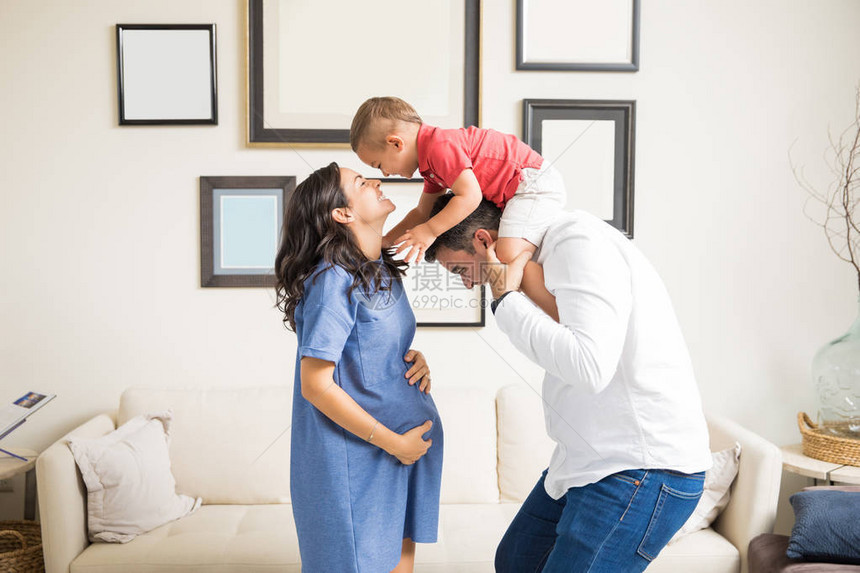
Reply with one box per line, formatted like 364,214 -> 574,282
247,0 -> 481,145
516,0 -> 640,72
379,178 -> 486,328
523,99 -> 635,237
200,175 -> 296,287
116,24 -> 218,125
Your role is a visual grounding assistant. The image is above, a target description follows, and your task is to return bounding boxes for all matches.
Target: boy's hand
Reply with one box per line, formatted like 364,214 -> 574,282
484,243 -> 531,298
394,223 -> 437,264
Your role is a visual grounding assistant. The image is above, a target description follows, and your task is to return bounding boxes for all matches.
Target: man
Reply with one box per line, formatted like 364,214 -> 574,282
424,195 -> 712,572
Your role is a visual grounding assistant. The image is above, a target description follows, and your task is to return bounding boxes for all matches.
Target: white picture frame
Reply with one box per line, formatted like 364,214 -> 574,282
247,0 -> 480,145
523,99 -> 636,237
516,0 -> 640,71
116,24 -> 218,125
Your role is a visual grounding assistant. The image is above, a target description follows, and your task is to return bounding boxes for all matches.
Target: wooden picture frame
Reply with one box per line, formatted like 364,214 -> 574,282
381,178 -> 486,327
523,99 -> 635,237
247,0 -> 481,146
516,0 -> 640,71
116,24 -> 218,125
200,175 -> 296,287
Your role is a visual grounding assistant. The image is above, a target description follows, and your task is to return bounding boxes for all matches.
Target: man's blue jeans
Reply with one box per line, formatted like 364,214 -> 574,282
495,468 -> 705,572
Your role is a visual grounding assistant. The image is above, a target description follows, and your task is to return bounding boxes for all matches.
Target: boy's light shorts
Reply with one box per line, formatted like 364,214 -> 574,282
498,161 -> 567,246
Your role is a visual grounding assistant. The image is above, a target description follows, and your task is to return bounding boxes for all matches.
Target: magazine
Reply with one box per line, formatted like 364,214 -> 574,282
0,391 -> 56,441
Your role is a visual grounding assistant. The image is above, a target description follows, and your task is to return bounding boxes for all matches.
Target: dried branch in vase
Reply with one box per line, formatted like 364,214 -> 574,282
792,87 -> 860,292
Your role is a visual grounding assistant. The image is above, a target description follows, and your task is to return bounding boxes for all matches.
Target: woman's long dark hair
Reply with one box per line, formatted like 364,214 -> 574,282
275,162 -> 407,331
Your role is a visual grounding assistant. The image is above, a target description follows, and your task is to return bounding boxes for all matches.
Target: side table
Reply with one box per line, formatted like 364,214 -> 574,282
780,443 -> 860,485
0,448 -> 38,520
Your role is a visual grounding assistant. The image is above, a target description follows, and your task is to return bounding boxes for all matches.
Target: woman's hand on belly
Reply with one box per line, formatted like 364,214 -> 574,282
404,348 -> 431,393
377,420 -> 434,465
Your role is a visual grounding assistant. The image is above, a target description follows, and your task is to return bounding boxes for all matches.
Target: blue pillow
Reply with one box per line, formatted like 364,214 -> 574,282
787,490 -> 860,564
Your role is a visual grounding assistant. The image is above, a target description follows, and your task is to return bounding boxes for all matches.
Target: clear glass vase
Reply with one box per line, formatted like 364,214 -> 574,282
813,299 -> 860,438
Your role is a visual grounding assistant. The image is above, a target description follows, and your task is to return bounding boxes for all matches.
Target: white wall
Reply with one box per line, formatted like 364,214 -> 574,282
1,0 -> 859,531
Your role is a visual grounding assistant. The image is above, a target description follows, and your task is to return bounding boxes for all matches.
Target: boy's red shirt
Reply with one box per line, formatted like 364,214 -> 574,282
416,123 -> 543,209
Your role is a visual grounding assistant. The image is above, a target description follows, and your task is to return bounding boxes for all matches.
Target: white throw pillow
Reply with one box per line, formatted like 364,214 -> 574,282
669,442 -> 741,543
68,411 -> 201,543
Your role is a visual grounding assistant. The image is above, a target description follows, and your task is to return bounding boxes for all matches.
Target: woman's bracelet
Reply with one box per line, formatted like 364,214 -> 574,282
367,420 -> 380,443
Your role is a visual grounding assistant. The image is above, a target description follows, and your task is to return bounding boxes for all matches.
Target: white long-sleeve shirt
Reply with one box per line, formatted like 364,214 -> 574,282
494,210 -> 712,499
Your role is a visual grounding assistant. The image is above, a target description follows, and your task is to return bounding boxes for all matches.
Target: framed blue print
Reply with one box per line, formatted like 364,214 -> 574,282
200,175 -> 296,287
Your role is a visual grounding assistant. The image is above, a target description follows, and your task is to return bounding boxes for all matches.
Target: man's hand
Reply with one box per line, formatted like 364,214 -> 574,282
484,243 -> 531,299
404,349 -> 431,393
394,223 -> 437,264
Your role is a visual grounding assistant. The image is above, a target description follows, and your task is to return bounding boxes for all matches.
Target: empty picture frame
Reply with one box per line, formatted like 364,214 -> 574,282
516,0 -> 640,71
200,176 -> 296,287
247,0 -> 480,145
116,24 -> 218,125
523,99 -> 635,237
381,179 -> 486,327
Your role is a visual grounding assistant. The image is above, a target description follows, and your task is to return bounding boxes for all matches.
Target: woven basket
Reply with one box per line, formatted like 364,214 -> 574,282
0,520 -> 44,573
798,412 -> 860,467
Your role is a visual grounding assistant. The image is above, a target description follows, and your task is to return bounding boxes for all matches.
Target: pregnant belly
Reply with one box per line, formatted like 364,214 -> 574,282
357,382 -> 440,437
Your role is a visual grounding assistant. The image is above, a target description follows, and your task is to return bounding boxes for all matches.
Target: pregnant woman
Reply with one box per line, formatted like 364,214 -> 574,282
274,163 -> 443,573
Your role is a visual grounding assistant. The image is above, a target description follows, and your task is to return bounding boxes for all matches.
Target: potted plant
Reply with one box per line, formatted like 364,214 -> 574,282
794,88 -> 860,451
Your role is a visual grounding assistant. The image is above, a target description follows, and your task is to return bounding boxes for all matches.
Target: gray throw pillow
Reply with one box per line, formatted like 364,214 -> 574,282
787,490 -> 860,564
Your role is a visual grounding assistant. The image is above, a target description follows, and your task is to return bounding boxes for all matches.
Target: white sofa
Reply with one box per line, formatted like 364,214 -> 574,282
37,384 -> 781,573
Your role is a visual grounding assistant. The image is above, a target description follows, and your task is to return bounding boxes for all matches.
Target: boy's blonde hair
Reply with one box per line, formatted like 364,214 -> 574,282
350,97 -> 422,152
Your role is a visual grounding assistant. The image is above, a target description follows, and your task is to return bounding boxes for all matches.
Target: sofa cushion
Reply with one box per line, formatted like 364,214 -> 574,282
432,387 -> 500,503
647,528 -> 740,573
787,490 -> 860,564
670,442 -> 741,542
417,503 -> 522,571
119,385 -> 500,506
496,384 -> 556,502
71,504 -> 301,573
68,505 -> 741,573
119,387 -> 291,505
69,503 -> 521,573
68,411 -> 201,543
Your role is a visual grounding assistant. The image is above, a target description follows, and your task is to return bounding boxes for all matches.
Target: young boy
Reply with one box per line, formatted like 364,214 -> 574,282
350,96 -> 566,321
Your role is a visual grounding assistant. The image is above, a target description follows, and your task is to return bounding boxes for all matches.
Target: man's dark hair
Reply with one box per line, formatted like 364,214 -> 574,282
424,194 -> 502,262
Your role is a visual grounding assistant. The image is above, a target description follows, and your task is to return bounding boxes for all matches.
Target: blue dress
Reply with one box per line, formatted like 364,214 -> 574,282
291,261 -> 444,573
